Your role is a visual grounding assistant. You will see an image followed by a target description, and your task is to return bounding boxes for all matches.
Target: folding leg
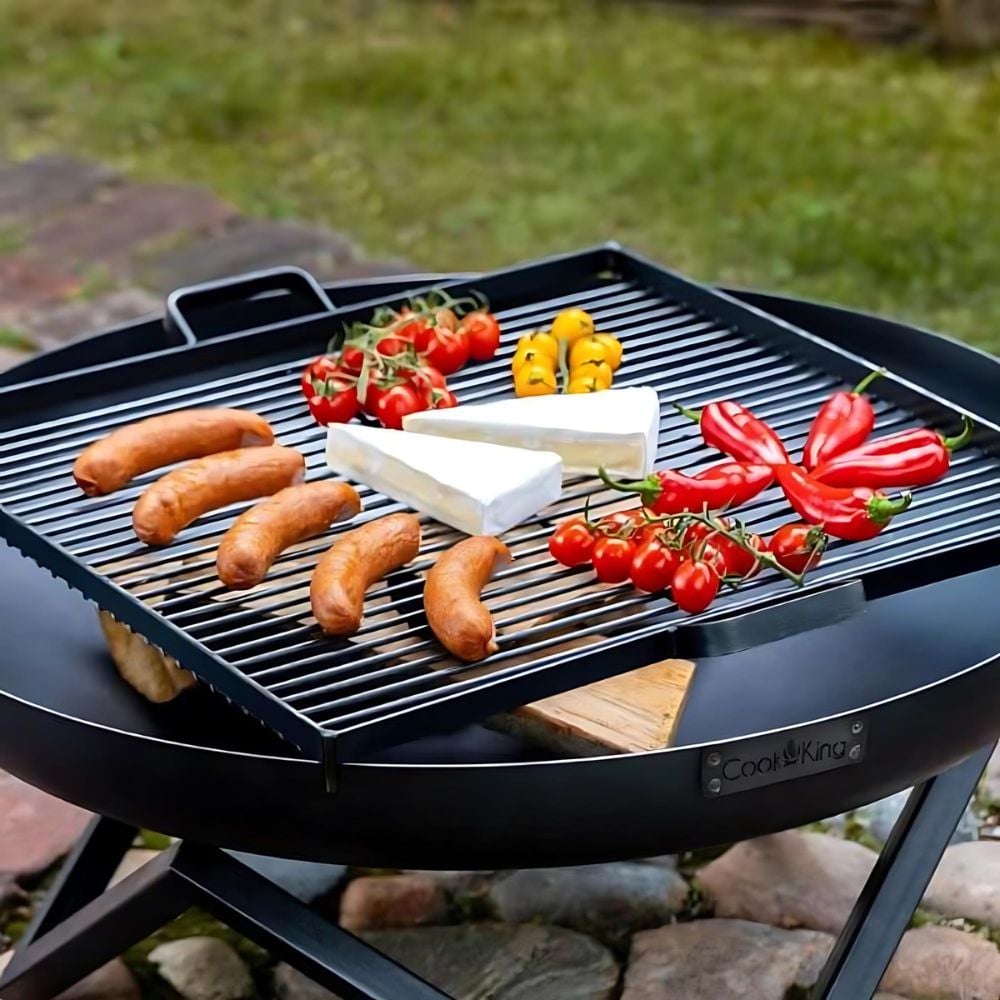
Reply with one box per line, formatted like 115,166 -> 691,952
812,742 -> 995,1000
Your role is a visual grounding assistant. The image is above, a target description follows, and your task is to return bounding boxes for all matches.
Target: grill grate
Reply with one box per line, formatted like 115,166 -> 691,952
1,247 -> 998,787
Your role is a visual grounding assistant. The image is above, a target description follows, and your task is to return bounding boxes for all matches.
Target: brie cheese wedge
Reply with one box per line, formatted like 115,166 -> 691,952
326,423 -> 563,536
402,387 -> 660,478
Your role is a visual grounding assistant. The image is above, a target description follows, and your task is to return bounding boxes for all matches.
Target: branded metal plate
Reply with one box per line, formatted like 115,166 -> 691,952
701,716 -> 867,798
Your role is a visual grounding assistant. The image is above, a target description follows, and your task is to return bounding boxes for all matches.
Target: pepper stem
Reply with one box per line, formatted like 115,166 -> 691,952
672,401 -> 702,423
851,368 -> 885,396
943,415 -> 974,453
597,466 -> 659,507
868,490 -> 913,525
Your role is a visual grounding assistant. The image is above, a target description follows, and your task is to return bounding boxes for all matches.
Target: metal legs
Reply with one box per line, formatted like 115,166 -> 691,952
0,821 -> 449,1000
813,742 -> 996,1000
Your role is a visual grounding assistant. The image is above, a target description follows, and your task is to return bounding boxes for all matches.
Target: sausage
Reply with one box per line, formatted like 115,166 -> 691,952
216,481 -> 362,590
310,513 -> 421,635
133,446 -> 305,546
424,536 -> 512,662
73,408 -> 274,496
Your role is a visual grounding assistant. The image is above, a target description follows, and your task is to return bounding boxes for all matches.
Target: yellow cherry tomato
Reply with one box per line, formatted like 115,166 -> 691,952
569,335 -> 614,370
514,362 -> 558,397
512,343 -> 557,375
566,375 -> 602,394
593,333 -> 623,370
519,330 -> 559,362
551,308 -> 595,344
572,359 -> 614,389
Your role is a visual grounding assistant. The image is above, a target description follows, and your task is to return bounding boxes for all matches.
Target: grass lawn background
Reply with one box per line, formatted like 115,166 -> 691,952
2,0 -> 998,353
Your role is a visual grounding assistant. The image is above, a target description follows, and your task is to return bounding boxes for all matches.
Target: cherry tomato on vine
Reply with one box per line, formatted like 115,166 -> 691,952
461,312 -> 502,362
769,523 -> 825,575
712,531 -> 765,579
407,364 -> 448,395
630,540 -> 681,593
300,356 -> 343,398
340,344 -> 366,375
360,370 -> 400,417
591,536 -> 636,583
426,388 -> 459,410
417,328 -> 470,375
549,518 -> 596,567
393,308 -> 429,342
671,559 -> 720,614
306,384 -> 360,426
435,307 -> 459,332
598,509 -> 644,536
374,383 -> 426,430
376,335 -> 413,359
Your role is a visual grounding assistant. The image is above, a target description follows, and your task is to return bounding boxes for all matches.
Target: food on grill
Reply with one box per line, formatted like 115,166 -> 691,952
811,415 -> 974,489
775,463 -> 912,541
675,400 -> 790,466
548,516 -> 596,567
802,369 -> 883,470
670,557 -> 721,614
133,446 -> 306,545
216,481 -> 362,590
550,307 -> 595,344
325,423 -> 563,536
768,522 -> 827,574
73,408 -> 275,496
513,361 -> 558,397
591,535 -> 636,584
310,513 -> 421,635
98,611 -> 196,703
301,358 -> 361,427
424,535 -> 512,662
599,460 -> 773,514
403,387 -> 660,479
569,333 -> 623,372
460,311 -> 502,362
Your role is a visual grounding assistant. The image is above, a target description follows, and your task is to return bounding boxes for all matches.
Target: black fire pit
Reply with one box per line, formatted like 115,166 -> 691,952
0,252 -> 996,1000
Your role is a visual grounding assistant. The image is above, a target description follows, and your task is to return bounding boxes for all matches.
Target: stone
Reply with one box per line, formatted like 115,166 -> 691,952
0,155 -> 119,224
148,936 -> 254,1000
273,964 -> 337,1000
924,840 -> 1000,927
0,346 -> 33,374
981,742 -> 1000,808
0,255 -> 81,319
363,924 -> 618,1000
487,863 -> 688,942
622,919 -> 833,1000
850,789 -> 978,846
339,874 -> 447,932
26,182 -> 236,273
0,872 -> 29,909
27,289 -> 160,348
0,768 -> 92,879
229,853 -> 346,904
697,831 -> 877,934
109,847 -> 161,887
55,958 -> 141,1000
880,925 -> 1000,1000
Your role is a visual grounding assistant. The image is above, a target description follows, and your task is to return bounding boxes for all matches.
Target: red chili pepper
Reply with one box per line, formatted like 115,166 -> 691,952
811,416 -> 974,490
598,462 -> 773,515
675,401 -> 789,465
775,464 -> 912,541
803,369 -> 883,469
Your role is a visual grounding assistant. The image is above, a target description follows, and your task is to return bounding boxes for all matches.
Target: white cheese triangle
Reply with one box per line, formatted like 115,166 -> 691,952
402,387 -> 660,479
326,423 -> 563,536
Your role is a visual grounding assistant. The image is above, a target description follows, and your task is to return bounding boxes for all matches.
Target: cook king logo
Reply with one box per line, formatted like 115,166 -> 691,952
723,737 -> 847,782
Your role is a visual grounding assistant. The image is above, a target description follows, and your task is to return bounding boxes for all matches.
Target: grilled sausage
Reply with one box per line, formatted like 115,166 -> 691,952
424,536 -> 512,662
133,446 -> 305,545
311,513 -> 421,635
216,481 -> 362,590
73,409 -> 274,497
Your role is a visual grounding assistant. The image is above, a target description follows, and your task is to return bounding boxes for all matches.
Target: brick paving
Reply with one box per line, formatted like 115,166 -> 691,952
0,153 -> 414,372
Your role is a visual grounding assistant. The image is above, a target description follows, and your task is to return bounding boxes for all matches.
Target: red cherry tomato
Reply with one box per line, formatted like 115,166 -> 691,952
769,523 -> 825,575
598,509 -> 645,536
712,531 -> 765,579
340,344 -> 366,375
306,385 -> 360,426
374,383 -> 427,430
417,328 -> 471,376
300,356 -> 343,398
630,540 -> 681,593
358,369 -> 399,416
393,308 -> 429,342
461,312 -> 502,362
435,307 -> 459,332
696,542 -> 728,577
681,517 -> 732,552
591,536 -> 636,583
376,335 -> 413,359
426,388 -> 459,410
671,559 -> 720,614
548,518 -> 596,567
408,364 -> 448,394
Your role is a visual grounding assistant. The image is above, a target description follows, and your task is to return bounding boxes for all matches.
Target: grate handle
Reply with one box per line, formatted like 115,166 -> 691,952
165,266 -> 336,342
673,580 -> 866,659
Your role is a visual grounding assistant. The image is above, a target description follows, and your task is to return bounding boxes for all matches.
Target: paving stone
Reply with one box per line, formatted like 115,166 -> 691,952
27,182 -> 237,273
880,925 -> 1000,1000
229,853 -> 347,904
0,346 -> 34,374
145,219 -> 359,293
487,863 -> 689,943
697,830 -> 877,934
273,964 -> 337,1000
26,288 -> 161,348
923,840 -> 1000,927
0,155 -> 119,224
0,768 -> 92,879
149,936 -> 254,1000
981,742 -> 1000,808
0,255 -> 82,319
339,874 -> 448,932
622,918 -> 833,1000
55,958 -> 141,1000
848,789 -> 978,846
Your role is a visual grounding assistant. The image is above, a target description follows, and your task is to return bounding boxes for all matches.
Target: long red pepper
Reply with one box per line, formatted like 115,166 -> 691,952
803,369 -> 883,470
812,416 -> 974,489
599,462 -> 773,515
675,401 -> 789,465
775,464 -> 912,541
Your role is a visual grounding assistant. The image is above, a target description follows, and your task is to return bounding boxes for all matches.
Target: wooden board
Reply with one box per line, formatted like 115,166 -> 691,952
491,659 -> 696,756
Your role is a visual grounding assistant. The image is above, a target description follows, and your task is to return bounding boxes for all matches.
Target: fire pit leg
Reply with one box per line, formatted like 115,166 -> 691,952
0,820 -> 451,1000
811,741 -> 995,1000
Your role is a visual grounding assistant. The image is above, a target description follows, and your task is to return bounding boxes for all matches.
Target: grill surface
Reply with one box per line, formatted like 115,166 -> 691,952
0,246 -> 998,783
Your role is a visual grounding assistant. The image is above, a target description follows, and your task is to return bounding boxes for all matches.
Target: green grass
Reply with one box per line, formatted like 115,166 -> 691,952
1,0 -> 999,351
